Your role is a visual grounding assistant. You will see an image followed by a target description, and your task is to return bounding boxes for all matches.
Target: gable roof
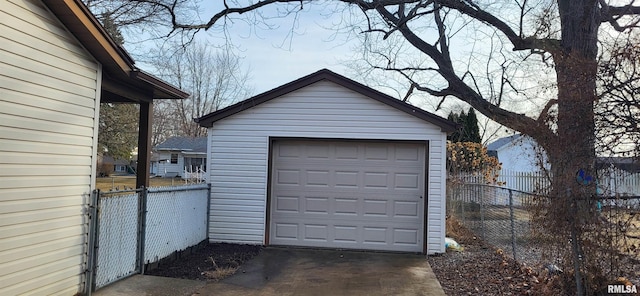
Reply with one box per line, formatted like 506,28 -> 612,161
42,0 -> 189,102
154,137 -> 208,154
195,69 -> 457,132
487,134 -> 525,151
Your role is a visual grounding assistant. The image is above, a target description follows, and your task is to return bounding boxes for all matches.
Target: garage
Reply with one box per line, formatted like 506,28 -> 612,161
196,69 -> 457,254
269,140 -> 426,252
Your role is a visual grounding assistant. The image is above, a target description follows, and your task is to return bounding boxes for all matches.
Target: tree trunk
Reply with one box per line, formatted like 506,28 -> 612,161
545,1 -> 600,294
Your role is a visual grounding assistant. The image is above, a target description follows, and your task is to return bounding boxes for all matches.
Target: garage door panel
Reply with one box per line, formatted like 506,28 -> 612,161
395,173 -> 420,189
363,172 -> 389,188
335,144 -> 358,159
304,224 -> 328,241
274,223 -> 299,240
394,201 -> 420,217
364,146 -> 389,160
277,143 -> 301,158
306,170 -> 330,186
275,169 -> 300,185
334,225 -> 358,242
274,196 -> 299,213
335,198 -> 358,215
363,226 -> 388,244
335,171 -> 359,187
393,228 -> 420,245
395,146 -> 421,161
270,140 -> 425,252
304,197 -> 330,214
363,199 -> 388,216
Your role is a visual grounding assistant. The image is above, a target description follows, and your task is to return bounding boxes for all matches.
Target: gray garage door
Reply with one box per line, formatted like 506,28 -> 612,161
269,140 -> 426,252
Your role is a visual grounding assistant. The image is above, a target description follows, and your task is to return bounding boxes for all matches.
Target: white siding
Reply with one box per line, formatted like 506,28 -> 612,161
207,80 -> 447,254
497,136 -> 546,173
0,0 -> 100,294
156,151 -> 184,177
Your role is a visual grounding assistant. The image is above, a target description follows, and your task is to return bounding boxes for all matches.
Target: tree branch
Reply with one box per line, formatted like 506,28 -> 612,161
436,0 -> 561,54
599,0 -> 640,31
375,6 -> 547,139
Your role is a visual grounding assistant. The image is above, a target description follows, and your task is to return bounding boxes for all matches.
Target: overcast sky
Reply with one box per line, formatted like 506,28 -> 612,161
200,3 -> 358,95
122,2 -> 519,142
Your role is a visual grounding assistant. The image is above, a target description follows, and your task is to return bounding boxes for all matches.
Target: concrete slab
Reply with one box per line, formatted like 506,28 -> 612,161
92,275 -> 205,296
92,248 -> 445,296
196,248 -> 446,296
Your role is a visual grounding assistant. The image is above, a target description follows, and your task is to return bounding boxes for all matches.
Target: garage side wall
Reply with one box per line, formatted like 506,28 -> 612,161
0,0 -> 100,294
207,80 -> 447,254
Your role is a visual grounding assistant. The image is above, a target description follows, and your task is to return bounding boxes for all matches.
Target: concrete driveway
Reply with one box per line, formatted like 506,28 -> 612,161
94,247 -> 445,296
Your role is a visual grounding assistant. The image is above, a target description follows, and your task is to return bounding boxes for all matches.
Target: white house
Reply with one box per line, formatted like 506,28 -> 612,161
487,134 -> 547,173
0,0 -> 187,294
153,136 -> 207,177
196,69 -> 457,254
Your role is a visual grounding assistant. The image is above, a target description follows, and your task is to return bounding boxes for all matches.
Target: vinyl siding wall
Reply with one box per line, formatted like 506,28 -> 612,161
207,80 -> 447,254
0,0 -> 100,294
156,151 -> 184,177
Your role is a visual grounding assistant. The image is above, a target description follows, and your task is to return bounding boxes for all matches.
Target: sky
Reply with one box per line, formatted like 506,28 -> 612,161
194,2 -> 357,93
127,3 -> 358,95
121,2 -> 527,143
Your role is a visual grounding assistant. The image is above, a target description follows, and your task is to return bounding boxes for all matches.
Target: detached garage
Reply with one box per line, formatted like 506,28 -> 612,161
196,69 -> 456,254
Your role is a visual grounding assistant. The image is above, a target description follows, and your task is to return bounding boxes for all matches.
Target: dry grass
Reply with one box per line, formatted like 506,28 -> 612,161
202,256 -> 239,281
606,209 -> 640,256
95,176 -> 185,191
201,266 -> 239,281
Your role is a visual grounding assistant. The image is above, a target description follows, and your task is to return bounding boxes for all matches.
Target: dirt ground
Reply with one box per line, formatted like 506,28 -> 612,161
144,243 -> 262,281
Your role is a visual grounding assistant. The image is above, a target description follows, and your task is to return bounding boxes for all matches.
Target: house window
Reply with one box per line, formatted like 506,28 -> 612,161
170,153 -> 178,164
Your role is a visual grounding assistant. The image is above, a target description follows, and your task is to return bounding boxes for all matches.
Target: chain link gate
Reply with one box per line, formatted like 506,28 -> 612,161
86,189 -> 145,293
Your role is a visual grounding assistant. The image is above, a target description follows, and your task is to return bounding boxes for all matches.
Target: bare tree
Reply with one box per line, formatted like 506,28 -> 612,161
152,42 -> 252,138
597,31 -> 640,158
87,0 -> 640,293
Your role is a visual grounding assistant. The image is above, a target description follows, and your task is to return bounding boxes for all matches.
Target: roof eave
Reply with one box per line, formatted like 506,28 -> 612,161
43,0 -> 189,101
131,70 -> 190,100
196,69 -> 458,132
43,0 -> 133,76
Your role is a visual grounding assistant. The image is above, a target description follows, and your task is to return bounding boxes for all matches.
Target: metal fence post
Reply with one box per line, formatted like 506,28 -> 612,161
137,187 -> 148,275
509,189 -> 517,261
84,189 -> 100,296
480,184 -> 485,239
206,183 -> 211,241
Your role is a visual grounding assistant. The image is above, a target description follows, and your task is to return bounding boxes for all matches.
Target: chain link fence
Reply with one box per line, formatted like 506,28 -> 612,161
86,184 -> 210,294
447,181 -> 640,283
447,182 -> 543,265
145,185 -> 210,264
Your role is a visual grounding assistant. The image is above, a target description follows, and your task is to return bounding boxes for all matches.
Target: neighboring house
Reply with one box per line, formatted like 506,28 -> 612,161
487,133 -> 547,173
596,157 -> 640,196
153,136 -> 207,177
0,1 -> 188,295
196,69 -> 457,254
486,135 -> 639,195
97,155 -> 133,176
